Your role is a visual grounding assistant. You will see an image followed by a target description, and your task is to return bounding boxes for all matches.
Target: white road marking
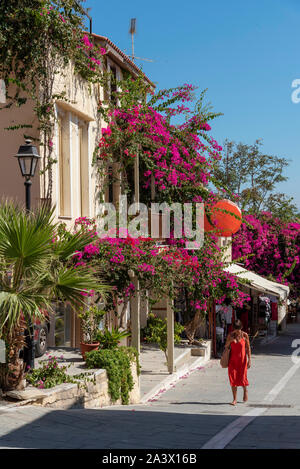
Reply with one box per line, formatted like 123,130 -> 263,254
263,361 -> 300,403
202,360 -> 300,449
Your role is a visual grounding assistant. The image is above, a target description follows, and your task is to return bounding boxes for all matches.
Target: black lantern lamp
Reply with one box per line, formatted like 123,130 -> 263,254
14,139 -> 41,211
14,139 -> 41,371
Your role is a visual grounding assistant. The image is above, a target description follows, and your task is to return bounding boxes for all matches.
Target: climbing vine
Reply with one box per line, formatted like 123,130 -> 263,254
0,0 -> 106,200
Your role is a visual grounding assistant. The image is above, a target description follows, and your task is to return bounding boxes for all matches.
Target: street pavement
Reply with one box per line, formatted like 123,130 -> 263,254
0,322 -> 300,449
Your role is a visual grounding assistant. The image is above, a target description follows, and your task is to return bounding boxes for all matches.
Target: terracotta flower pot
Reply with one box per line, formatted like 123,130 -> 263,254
80,342 -> 100,361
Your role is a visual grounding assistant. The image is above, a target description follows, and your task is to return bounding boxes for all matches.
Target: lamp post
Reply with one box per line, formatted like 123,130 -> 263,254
14,139 -> 41,212
14,139 -> 41,370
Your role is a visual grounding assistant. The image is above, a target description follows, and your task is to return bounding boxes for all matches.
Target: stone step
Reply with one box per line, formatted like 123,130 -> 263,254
174,348 -> 191,370
191,347 -> 206,357
140,353 -> 210,404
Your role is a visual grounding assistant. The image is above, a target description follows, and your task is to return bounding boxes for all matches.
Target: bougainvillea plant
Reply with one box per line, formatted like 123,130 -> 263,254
88,75 -> 252,342
97,79 -> 223,207
232,212 -> 300,298
0,1 -> 252,345
74,218 -> 250,343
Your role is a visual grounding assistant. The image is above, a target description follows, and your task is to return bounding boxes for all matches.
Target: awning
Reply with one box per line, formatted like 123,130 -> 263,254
224,263 -> 290,300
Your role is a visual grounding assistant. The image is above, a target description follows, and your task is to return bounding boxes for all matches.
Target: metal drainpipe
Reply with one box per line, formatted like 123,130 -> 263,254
75,1 -> 92,35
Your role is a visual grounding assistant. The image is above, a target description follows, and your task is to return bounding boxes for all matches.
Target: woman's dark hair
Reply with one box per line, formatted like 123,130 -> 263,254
234,319 -> 243,330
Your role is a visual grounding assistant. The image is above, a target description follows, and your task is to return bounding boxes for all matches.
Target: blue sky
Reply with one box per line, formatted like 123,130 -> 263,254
85,0 -> 300,209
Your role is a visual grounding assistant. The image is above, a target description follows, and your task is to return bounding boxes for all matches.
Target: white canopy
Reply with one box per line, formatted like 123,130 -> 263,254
224,263 -> 290,300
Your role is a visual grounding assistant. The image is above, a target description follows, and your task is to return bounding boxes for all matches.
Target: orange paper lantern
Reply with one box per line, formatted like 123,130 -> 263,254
204,199 -> 242,237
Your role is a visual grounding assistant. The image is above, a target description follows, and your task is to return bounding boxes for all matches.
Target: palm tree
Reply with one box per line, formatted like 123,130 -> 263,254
0,203 -> 107,391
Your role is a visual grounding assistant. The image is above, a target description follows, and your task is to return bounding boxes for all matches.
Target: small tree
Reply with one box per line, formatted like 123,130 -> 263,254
142,313 -> 185,361
214,139 -> 298,219
78,305 -> 106,344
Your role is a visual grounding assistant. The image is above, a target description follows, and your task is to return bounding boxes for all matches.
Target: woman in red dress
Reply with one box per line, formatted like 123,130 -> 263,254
225,319 -> 251,405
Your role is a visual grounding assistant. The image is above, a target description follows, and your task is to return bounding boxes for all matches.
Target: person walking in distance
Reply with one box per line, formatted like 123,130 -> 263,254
224,319 -> 251,405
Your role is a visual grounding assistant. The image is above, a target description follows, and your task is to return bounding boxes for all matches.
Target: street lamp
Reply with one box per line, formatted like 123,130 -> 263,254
14,139 -> 41,211
14,139 -> 41,370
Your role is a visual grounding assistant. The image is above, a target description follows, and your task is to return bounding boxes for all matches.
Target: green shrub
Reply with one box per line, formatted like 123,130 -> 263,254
27,355 -> 97,390
141,313 -> 185,360
97,326 -> 131,350
26,356 -> 75,389
85,347 -> 139,404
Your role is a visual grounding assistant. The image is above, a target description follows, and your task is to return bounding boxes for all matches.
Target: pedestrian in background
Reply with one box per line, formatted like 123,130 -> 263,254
224,319 -> 251,406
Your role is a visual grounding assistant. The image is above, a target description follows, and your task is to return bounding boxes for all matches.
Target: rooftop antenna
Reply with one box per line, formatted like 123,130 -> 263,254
129,18 -> 136,61
128,18 -> 154,63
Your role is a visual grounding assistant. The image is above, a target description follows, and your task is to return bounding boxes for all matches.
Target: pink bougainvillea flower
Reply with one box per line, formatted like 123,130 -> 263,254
101,127 -> 112,136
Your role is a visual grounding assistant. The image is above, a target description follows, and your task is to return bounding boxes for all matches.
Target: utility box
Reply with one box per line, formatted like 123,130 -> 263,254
0,79 -> 6,104
0,339 -> 6,363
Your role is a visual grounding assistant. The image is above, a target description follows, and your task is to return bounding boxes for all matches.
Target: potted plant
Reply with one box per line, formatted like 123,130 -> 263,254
78,306 -> 106,360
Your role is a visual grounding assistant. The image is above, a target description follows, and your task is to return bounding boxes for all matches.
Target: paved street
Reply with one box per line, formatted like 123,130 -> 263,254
1,323 -> 300,449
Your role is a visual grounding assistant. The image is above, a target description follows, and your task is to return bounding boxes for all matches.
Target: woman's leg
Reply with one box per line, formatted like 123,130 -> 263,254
243,386 -> 248,402
230,386 -> 237,405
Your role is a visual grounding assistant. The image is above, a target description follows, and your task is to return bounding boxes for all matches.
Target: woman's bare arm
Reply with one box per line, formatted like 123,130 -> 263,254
225,333 -> 232,349
244,332 -> 251,367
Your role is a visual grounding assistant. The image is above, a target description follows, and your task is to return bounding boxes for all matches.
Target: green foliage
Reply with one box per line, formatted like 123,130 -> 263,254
99,73 -> 152,123
26,355 -> 75,389
263,193 -> 300,222
141,313 -> 185,360
85,347 -> 139,404
0,203 -> 102,334
97,326 -> 131,349
119,345 -> 141,377
0,1 -> 106,200
26,355 -> 93,389
0,0 -> 85,102
78,306 -> 106,344
0,202 -> 106,390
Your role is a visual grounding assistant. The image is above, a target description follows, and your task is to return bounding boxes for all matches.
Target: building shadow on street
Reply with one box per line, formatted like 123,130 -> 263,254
1,406 -> 300,449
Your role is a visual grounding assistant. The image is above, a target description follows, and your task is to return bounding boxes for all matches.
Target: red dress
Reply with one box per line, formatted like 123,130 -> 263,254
228,337 -> 249,387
